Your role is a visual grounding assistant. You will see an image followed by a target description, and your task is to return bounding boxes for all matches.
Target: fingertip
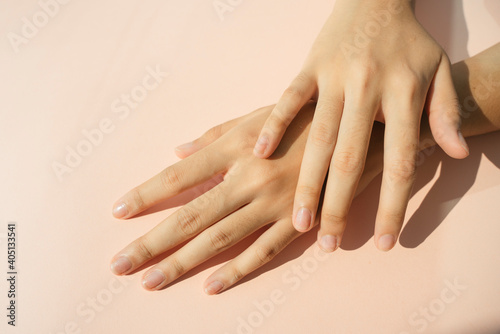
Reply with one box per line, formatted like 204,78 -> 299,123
253,134 -> 270,158
457,130 -> 470,157
317,233 -> 339,253
376,234 -> 396,252
204,280 -> 224,295
293,207 -> 312,232
174,148 -> 190,159
435,129 -> 469,159
112,202 -> 129,219
175,142 -> 195,159
110,255 -> 132,275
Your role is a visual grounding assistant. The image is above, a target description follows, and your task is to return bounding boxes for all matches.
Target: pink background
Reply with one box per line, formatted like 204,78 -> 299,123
1,1 -> 499,333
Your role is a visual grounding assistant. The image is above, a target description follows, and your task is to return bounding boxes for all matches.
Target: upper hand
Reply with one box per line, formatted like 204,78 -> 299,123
253,0 -> 469,252
110,105 -> 315,294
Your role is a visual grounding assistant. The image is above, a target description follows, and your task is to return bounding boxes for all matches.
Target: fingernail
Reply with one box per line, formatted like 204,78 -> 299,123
253,135 -> 269,156
175,142 -> 193,152
205,281 -> 224,295
113,202 -> 128,219
319,235 -> 338,252
378,234 -> 396,251
295,207 -> 312,231
110,255 -> 132,275
457,131 -> 469,155
142,270 -> 166,290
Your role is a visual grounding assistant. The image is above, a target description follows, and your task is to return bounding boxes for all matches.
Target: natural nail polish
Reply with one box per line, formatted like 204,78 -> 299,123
110,255 -> 132,275
253,135 -> 269,156
458,130 -> 469,155
175,142 -> 193,152
378,234 -> 396,251
205,281 -> 224,295
319,235 -> 338,252
295,207 -> 312,231
113,202 -> 128,219
142,270 -> 166,290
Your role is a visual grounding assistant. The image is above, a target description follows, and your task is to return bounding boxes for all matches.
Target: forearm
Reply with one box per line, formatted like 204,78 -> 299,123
455,43 -> 500,138
418,43 -> 500,149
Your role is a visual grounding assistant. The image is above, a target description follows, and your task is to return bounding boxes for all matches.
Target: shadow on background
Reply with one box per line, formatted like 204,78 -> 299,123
415,0 -> 469,62
484,0 -> 500,28
123,1 -> 500,291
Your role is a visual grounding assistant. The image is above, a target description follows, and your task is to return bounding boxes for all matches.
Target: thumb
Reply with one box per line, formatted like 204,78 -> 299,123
174,115 -> 247,159
426,56 -> 469,159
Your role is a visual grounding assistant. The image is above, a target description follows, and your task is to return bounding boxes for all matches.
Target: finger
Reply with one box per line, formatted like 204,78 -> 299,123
175,114 -> 250,159
427,55 -> 469,159
318,89 -> 378,252
110,182 -> 250,275
203,218 -> 303,295
140,203 -> 267,291
112,145 -> 229,219
292,89 -> 344,233
254,72 -> 316,158
374,95 -> 422,251
355,122 -> 385,197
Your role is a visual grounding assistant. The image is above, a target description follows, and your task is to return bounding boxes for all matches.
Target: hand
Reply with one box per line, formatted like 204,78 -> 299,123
110,44 -> 500,294
253,0 -> 469,252
110,105 -> 315,294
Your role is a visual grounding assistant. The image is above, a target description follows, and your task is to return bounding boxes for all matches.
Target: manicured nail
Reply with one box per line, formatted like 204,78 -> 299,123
110,255 -> 132,275
205,281 -> 224,295
319,235 -> 338,252
175,142 -> 193,152
113,202 -> 128,219
295,207 -> 312,231
378,234 -> 396,251
457,130 -> 469,155
253,135 -> 269,156
142,270 -> 166,290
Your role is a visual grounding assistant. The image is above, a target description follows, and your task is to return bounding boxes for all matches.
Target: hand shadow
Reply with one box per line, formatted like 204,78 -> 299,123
415,0 -> 469,62
484,0 -> 500,28
126,1 -> 497,290
342,59 -> 500,250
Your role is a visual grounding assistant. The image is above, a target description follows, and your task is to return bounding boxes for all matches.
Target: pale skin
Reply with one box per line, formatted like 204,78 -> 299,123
110,44 -> 500,294
253,0 -> 470,252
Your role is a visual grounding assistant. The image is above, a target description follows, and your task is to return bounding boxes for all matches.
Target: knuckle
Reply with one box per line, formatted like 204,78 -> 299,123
386,158 -> 417,184
351,60 -> 378,87
230,266 -> 245,283
294,71 -> 312,86
332,151 -> 364,175
254,245 -> 278,265
134,236 -> 156,261
321,211 -> 346,226
208,229 -> 232,252
282,86 -> 304,105
378,208 -> 405,226
176,208 -> 202,237
130,188 -> 146,211
296,184 -> 321,199
161,166 -> 182,192
169,257 -> 186,276
204,124 -> 223,141
267,109 -> 291,132
310,120 -> 336,147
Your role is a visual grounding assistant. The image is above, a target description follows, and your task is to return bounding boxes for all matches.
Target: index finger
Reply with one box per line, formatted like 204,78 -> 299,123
112,145 -> 229,219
